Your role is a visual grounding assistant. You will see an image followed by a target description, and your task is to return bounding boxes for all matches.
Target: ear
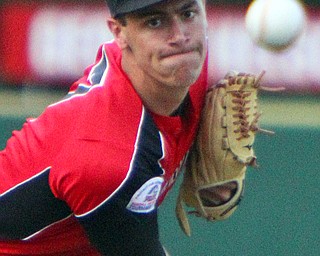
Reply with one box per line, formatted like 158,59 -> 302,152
107,18 -> 128,49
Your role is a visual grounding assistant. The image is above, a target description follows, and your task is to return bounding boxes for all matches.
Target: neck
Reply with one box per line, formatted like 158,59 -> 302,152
139,84 -> 189,116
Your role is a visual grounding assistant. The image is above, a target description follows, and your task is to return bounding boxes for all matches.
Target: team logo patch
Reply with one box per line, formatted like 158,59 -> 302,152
126,177 -> 164,213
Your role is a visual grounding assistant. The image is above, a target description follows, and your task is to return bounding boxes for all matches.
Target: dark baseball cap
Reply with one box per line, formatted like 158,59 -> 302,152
106,0 -> 165,17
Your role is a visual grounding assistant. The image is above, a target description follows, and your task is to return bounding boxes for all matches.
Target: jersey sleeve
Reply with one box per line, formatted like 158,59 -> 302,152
0,104 -> 69,193
0,99 -> 76,240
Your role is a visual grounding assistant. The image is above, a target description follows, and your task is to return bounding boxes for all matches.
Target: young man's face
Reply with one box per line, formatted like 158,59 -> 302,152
114,0 -> 208,88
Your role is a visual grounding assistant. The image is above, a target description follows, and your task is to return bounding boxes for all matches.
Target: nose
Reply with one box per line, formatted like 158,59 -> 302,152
168,18 -> 189,45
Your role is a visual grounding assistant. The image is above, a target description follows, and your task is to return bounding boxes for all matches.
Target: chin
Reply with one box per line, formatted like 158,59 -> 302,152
175,67 -> 202,86
166,76 -> 199,89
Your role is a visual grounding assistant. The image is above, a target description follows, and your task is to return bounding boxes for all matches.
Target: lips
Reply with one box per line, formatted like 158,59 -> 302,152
160,48 -> 197,59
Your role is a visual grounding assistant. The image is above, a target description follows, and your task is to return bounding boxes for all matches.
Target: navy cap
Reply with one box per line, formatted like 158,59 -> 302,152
106,0 -> 165,17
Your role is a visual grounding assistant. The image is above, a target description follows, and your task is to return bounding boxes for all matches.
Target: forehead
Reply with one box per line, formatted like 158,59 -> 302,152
130,0 -> 200,17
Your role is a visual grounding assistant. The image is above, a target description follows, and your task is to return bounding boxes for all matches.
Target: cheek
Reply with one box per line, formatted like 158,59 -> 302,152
191,16 -> 208,40
136,48 -> 155,70
132,40 -> 159,68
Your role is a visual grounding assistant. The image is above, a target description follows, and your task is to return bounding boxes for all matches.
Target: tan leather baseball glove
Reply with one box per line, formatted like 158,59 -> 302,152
176,71 -> 275,236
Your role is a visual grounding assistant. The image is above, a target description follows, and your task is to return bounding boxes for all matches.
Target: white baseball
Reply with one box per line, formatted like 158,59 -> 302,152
245,0 -> 306,51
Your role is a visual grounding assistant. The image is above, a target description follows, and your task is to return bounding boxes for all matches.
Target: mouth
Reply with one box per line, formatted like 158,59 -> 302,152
160,48 -> 197,59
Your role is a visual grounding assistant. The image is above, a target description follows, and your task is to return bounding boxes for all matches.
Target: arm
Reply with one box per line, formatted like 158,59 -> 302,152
0,105 -> 73,240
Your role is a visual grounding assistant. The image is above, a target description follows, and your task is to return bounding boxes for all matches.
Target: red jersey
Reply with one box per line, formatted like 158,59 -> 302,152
0,41 -> 207,255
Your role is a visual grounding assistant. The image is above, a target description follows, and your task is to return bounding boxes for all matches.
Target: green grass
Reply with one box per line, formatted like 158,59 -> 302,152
260,93 -> 320,128
1,86 -> 319,128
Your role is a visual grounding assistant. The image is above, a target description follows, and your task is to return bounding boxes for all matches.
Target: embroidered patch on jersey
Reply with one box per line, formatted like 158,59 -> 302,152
126,177 -> 164,213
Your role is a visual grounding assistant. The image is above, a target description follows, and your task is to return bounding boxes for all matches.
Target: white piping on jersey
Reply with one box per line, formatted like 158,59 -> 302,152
0,167 -> 51,197
22,214 -> 74,241
40,41 -> 113,110
87,40 -> 115,86
75,107 -> 150,218
157,131 -> 166,176
0,166 -> 73,240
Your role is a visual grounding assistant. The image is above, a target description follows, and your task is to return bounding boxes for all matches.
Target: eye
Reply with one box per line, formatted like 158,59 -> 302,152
147,18 -> 162,28
183,10 -> 196,20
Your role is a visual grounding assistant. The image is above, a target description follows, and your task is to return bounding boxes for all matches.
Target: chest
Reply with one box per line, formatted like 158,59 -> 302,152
55,108 -> 198,215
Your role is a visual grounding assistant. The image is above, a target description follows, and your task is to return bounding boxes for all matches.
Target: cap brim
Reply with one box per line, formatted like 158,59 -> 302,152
112,0 -> 165,16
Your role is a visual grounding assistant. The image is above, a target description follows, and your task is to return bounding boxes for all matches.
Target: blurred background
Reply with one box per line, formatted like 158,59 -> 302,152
0,0 -> 319,255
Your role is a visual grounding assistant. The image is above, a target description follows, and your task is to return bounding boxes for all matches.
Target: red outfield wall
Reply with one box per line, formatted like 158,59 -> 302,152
0,2 -> 319,91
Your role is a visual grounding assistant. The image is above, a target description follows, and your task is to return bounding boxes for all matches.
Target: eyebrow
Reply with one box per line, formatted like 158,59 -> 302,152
132,0 -> 198,19
180,0 -> 198,12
